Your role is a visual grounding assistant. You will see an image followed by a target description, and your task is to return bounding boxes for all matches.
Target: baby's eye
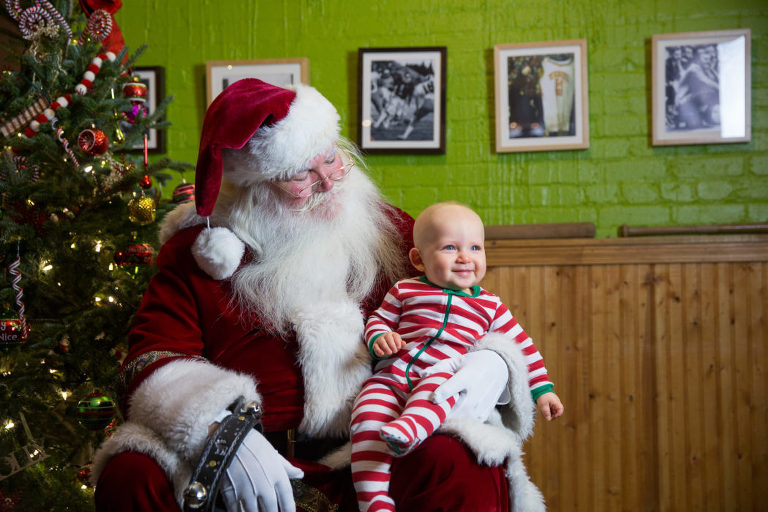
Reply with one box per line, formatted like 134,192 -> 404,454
471,245 -> 483,251
442,244 -> 456,251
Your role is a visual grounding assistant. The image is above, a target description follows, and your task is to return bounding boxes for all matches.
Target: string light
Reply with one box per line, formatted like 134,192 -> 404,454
4,420 -> 15,430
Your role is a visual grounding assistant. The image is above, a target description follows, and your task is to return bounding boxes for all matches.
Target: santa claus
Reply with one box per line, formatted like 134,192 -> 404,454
92,78 -> 545,512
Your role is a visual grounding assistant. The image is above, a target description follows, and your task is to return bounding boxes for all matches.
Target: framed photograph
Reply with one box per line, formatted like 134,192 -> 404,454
206,58 -> 309,105
651,29 -> 751,146
494,40 -> 589,153
358,47 -> 446,154
131,66 -> 165,153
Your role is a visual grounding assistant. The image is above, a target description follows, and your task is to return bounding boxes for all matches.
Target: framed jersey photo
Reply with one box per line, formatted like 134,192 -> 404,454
358,47 -> 446,154
494,40 -> 589,153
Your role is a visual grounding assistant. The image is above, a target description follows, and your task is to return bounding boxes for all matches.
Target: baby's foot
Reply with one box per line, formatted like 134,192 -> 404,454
367,495 -> 396,512
380,423 -> 418,456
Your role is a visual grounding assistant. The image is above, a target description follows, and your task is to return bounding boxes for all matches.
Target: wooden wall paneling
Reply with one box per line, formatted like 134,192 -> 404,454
572,265 -> 593,512
540,266 -> 564,509
618,263 -> 655,511
699,263 -> 721,509
592,264 -> 621,509
751,263 -> 767,509
683,263 -> 705,511
482,236 -> 768,512
732,263 -> 752,511
715,263 -> 738,512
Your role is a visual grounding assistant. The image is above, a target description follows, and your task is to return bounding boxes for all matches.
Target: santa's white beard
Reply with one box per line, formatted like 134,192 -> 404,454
219,168 -> 404,333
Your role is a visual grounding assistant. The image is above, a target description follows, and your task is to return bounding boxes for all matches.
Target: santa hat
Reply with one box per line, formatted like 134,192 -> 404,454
194,78 -> 341,217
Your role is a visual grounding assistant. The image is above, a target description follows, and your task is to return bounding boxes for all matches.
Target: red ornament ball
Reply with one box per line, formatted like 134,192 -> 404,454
0,317 -> 27,348
140,174 -> 152,189
75,392 -> 116,430
172,182 -> 195,204
123,80 -> 148,102
78,128 -> 110,156
77,463 -> 93,485
114,243 -> 155,266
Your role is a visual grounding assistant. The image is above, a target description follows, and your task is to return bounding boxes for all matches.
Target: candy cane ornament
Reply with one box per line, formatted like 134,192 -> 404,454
4,0 -> 72,39
81,8 -> 113,43
8,244 -> 29,339
50,118 -> 80,169
23,94 -> 71,138
75,51 -> 117,95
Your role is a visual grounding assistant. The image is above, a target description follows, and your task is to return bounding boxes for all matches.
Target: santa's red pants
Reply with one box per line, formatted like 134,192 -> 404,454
95,434 -> 509,511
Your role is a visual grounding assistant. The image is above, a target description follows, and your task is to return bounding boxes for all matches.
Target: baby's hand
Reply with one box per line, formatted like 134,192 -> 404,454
373,332 -> 405,357
536,392 -> 564,421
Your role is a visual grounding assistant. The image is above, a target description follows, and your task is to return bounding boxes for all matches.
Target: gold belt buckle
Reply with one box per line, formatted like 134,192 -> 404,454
286,428 -> 296,458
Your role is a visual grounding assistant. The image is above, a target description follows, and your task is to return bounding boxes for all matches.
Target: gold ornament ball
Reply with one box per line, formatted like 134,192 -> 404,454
127,196 -> 156,225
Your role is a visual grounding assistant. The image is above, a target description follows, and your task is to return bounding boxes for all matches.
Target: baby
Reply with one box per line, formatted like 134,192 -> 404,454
350,201 -> 563,511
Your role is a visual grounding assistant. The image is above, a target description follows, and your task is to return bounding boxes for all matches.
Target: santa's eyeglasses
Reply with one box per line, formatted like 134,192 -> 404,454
274,160 -> 354,199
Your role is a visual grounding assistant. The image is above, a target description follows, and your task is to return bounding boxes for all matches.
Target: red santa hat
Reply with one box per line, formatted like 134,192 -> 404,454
195,78 -> 341,217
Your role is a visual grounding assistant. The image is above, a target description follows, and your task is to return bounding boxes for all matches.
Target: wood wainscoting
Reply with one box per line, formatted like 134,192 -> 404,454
481,235 -> 768,512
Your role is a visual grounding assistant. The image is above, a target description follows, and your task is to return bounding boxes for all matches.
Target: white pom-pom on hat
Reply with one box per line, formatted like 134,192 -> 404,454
191,227 -> 245,280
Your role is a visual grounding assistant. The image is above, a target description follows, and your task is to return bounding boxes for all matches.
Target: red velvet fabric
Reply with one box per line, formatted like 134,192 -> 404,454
99,204 -> 510,510
95,435 -> 509,511
195,80 -> 296,216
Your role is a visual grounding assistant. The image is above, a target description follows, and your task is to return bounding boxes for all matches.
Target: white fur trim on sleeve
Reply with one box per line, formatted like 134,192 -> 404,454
192,226 -> 246,280
126,359 -> 260,463
472,332 -> 537,442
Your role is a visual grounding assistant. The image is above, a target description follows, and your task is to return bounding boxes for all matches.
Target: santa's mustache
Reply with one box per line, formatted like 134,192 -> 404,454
290,175 -> 348,213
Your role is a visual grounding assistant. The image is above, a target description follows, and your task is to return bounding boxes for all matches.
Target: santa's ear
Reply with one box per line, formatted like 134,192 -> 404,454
408,247 -> 425,272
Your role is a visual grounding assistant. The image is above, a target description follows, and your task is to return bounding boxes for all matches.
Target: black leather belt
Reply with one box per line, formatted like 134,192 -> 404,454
263,429 -> 347,461
182,398 -> 262,512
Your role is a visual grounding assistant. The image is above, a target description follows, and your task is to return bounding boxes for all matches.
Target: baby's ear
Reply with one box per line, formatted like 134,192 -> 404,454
408,247 -> 425,272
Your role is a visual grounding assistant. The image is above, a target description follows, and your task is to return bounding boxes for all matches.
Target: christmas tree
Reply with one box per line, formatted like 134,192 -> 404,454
0,2 -> 192,509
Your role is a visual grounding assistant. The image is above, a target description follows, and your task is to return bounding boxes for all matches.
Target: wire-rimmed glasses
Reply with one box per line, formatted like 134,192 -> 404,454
274,160 -> 354,199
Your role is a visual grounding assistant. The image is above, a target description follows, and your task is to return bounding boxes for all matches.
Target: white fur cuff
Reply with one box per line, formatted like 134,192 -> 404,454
473,332 -> 537,441
127,359 -> 260,463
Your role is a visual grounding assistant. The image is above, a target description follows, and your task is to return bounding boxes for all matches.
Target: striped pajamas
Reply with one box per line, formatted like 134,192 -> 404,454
350,277 -> 553,511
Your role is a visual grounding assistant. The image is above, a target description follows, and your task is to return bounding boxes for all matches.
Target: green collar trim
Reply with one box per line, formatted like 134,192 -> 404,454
418,276 -> 481,298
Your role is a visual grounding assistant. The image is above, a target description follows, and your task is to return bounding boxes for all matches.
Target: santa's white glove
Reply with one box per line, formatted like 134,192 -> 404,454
219,427 -> 304,512
431,350 -> 509,422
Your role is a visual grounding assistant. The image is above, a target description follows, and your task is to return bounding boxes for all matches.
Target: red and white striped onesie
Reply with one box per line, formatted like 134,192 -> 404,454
351,277 -> 553,511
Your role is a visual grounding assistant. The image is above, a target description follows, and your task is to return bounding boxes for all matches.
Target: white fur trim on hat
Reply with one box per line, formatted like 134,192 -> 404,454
192,226 -> 246,280
225,83 -> 341,186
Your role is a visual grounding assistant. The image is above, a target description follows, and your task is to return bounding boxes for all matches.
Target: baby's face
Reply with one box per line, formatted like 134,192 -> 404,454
413,206 -> 487,293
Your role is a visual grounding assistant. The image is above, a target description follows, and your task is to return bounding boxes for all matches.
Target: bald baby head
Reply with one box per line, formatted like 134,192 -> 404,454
409,202 -> 487,292
412,202 -> 485,250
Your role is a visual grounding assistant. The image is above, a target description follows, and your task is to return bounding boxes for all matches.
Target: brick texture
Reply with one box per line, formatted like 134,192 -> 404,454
117,0 -> 767,237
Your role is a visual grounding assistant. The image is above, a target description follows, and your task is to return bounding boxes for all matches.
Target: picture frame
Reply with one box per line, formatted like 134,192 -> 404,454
357,47 -> 446,154
651,29 -> 751,146
131,66 -> 165,154
494,39 -> 589,153
206,58 -> 309,105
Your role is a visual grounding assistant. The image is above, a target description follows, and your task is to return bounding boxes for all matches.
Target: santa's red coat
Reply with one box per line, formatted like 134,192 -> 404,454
92,205 -> 522,511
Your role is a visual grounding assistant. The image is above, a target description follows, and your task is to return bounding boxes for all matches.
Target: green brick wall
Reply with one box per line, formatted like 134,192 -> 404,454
117,0 -> 767,237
